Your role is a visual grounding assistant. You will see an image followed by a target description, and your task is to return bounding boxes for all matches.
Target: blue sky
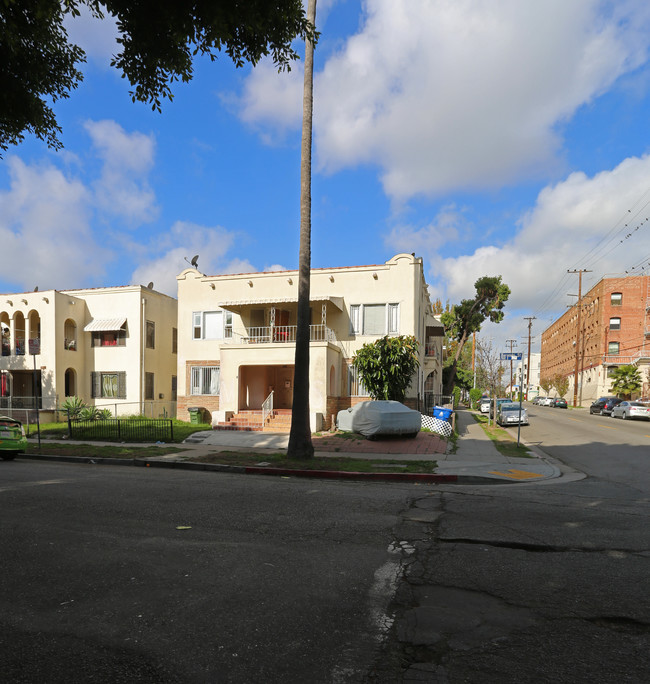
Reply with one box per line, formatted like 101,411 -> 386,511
3,0 -> 650,354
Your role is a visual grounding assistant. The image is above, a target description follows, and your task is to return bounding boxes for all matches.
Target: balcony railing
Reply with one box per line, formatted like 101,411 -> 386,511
229,324 -> 336,344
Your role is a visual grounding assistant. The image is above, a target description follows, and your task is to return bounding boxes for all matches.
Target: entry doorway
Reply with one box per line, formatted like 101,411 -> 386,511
239,365 -> 294,410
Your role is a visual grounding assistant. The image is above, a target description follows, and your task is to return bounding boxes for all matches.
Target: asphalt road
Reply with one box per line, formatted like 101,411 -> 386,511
2,409 -> 649,683
521,404 -> 650,493
0,461 -> 420,683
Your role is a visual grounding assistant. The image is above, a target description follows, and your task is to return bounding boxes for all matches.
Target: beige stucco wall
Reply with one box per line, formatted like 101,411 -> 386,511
0,286 -> 177,418
176,253 -> 444,422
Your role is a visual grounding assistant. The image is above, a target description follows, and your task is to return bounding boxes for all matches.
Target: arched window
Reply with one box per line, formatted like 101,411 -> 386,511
609,317 -> 621,331
610,292 -> 622,306
64,319 -> 77,351
608,341 -> 620,354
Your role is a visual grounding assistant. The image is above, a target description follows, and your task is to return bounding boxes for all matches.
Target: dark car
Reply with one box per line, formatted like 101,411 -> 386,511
589,396 -> 622,416
551,398 -> 568,409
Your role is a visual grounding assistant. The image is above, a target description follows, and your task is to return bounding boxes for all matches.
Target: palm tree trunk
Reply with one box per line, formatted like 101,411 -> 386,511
288,0 -> 316,459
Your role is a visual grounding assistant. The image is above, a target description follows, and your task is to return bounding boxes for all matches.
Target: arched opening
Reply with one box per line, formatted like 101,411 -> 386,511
64,319 -> 77,351
0,314 -> 9,356
329,364 -> 336,395
28,310 -> 41,354
65,368 -> 76,397
14,312 -> 25,355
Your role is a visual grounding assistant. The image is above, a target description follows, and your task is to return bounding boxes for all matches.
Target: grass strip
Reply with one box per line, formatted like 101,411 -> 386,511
26,443 -> 184,459
472,413 -> 533,458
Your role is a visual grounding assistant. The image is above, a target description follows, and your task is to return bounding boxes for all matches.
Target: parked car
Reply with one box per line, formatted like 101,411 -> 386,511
531,396 -> 541,405
0,416 -> 27,460
539,397 -> 555,406
589,396 -> 623,416
610,401 -> 650,421
496,401 -> 529,426
479,397 -> 491,414
490,398 -> 510,419
551,398 -> 568,408
337,400 -> 421,438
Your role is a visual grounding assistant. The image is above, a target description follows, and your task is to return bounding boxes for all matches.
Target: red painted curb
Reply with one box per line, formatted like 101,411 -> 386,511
244,466 -> 457,483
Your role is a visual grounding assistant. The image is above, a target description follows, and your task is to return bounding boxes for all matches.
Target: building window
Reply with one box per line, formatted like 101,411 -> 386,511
91,371 -> 126,399
92,326 -> 126,347
348,365 -> 370,397
171,375 -> 177,401
610,292 -> 622,306
192,310 -> 232,340
146,321 -> 155,349
190,366 -> 220,395
349,303 -> 400,336
145,372 -> 154,400
608,341 -> 620,355
172,327 -> 178,353
609,317 -> 621,331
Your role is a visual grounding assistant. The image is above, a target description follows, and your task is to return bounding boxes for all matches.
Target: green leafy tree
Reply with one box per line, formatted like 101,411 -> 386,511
551,373 -> 569,398
353,336 -> 420,402
441,276 -> 510,395
1,0 -> 316,155
609,365 -> 642,399
540,377 -> 553,396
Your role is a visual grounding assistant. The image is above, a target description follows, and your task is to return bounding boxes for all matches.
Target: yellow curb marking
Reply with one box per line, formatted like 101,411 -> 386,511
488,469 -> 543,480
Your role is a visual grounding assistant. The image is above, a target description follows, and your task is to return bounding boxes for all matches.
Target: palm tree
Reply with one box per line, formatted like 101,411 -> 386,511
287,0 -> 317,459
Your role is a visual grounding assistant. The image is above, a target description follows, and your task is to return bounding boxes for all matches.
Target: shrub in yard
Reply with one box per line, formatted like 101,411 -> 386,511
79,406 -> 101,421
61,396 -> 87,420
469,387 -> 483,409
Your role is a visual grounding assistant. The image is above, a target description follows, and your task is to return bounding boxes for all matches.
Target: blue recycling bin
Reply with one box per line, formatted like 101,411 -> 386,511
433,406 -> 453,422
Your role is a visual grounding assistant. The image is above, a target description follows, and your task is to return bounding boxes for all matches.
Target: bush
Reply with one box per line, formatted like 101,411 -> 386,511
452,386 -> 461,408
79,406 -> 101,421
469,387 -> 483,409
61,396 -> 87,420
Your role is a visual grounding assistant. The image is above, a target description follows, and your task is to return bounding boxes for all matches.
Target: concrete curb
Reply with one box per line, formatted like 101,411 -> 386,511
17,452 -> 458,483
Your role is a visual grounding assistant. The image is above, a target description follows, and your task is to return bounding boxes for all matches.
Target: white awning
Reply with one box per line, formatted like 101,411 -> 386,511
219,296 -> 343,313
83,317 -> 127,332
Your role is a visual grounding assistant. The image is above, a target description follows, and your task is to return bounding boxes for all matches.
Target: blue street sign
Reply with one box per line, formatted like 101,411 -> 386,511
500,353 -> 523,360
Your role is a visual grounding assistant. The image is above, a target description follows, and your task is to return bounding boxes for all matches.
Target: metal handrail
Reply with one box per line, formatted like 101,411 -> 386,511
262,390 -> 274,426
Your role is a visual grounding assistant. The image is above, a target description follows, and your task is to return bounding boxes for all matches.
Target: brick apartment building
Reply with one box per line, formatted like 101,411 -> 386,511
540,275 -> 650,405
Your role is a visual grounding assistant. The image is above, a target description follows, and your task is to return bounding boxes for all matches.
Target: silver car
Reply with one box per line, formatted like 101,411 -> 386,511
610,401 -> 650,421
497,402 -> 529,426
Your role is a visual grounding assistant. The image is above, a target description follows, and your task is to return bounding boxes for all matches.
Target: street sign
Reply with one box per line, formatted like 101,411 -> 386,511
500,353 -> 522,360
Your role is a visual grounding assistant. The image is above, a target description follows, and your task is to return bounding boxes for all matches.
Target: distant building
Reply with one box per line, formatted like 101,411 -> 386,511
540,275 -> 650,404
0,286 -> 178,420
176,253 -> 444,431
513,352 -> 541,399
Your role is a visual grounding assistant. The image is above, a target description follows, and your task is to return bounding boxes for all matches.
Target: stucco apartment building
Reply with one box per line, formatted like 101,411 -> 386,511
176,253 -> 444,431
540,275 -> 650,404
513,352 -> 541,399
0,285 -> 178,420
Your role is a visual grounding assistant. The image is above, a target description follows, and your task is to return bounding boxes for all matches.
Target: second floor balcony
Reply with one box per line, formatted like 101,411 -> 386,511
226,324 -> 336,345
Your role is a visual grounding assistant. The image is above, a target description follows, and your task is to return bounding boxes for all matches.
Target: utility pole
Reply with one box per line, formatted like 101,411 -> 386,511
567,269 -> 591,408
523,317 -> 536,400
505,339 -> 517,399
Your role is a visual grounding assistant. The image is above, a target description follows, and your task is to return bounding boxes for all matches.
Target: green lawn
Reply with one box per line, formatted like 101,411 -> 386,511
472,413 -> 533,458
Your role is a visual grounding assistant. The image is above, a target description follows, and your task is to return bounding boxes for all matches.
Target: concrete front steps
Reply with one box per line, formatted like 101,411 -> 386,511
213,409 -> 292,433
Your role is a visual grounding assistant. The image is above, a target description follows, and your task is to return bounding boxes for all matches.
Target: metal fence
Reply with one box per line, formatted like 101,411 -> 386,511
423,393 -> 453,415
68,417 -> 174,442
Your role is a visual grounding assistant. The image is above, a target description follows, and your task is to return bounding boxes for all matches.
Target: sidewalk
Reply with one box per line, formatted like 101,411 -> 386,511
23,409 -> 566,484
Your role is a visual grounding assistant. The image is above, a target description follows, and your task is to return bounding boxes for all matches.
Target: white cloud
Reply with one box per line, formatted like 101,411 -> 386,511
84,120 -> 158,224
238,0 -> 650,200
422,153 -> 650,348
129,221 -> 255,296
0,158 -> 112,290
64,5 -> 120,65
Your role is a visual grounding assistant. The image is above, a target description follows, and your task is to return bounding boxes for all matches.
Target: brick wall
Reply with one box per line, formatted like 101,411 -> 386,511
176,360 -> 220,421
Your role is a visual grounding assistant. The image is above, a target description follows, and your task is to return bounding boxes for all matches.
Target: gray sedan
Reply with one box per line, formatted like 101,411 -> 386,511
496,402 -> 529,426
610,401 -> 650,421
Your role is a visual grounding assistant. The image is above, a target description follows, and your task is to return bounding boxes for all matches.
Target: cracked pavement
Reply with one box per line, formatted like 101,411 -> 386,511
366,482 -> 650,683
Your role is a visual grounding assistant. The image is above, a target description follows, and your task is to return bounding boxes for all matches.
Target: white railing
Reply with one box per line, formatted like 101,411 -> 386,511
230,324 -> 336,344
262,390 -> 274,426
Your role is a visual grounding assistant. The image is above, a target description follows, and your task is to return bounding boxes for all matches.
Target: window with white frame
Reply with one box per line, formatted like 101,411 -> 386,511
190,366 -> 220,395
349,303 -> 400,336
192,310 -> 233,340
609,317 -> 621,331
348,364 -> 370,397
